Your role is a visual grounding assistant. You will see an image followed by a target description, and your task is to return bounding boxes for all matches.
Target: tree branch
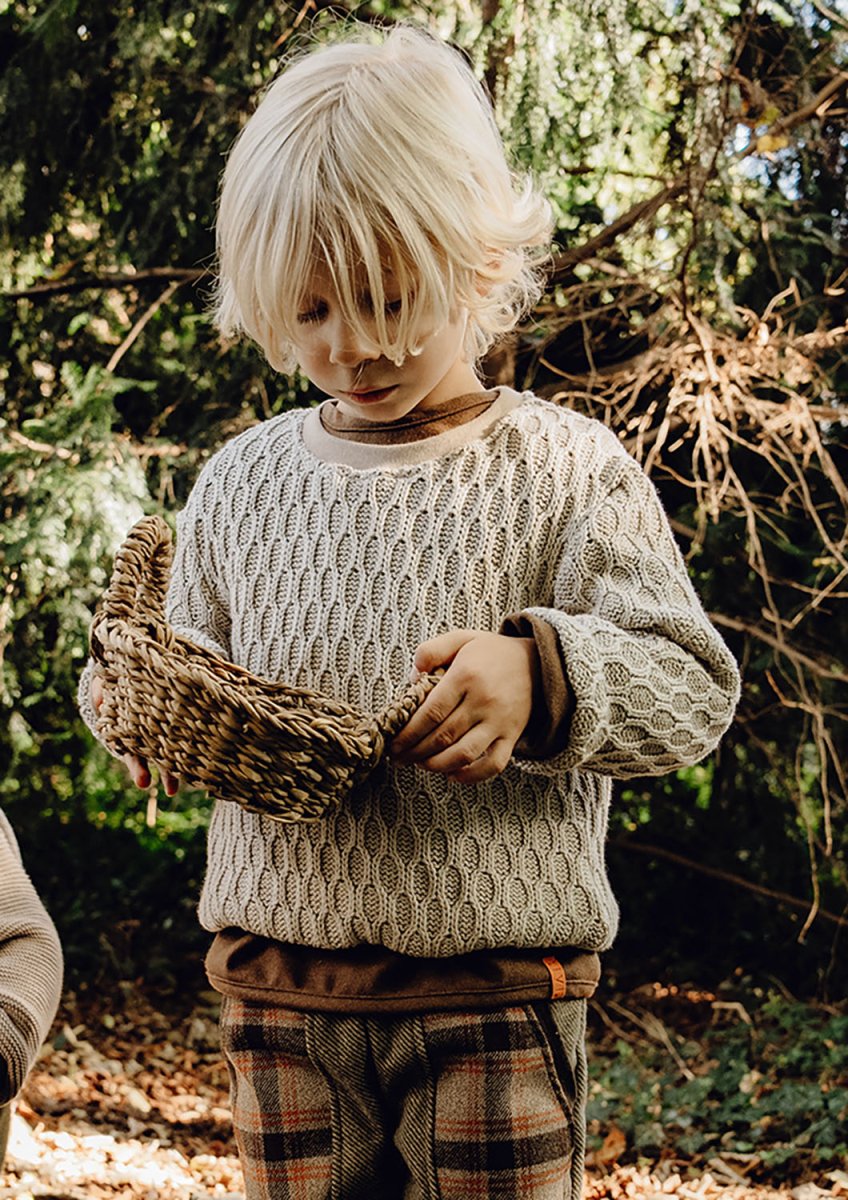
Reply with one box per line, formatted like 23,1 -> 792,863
5,430 -> 78,462
610,838 -> 848,929
765,70 -> 848,137
550,70 -> 848,279
4,267 -> 207,301
105,281 -> 184,373
710,613 -> 848,683
550,180 -> 688,275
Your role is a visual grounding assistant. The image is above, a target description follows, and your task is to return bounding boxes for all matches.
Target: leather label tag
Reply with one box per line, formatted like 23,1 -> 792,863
543,955 -> 567,999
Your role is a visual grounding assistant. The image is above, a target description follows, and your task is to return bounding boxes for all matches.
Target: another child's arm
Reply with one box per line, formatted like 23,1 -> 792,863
0,812 -> 63,1104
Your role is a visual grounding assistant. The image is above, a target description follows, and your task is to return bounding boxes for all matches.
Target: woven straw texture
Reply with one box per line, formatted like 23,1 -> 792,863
89,515 -> 437,821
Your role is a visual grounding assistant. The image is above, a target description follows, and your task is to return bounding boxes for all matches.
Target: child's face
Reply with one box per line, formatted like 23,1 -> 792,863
291,262 -> 482,422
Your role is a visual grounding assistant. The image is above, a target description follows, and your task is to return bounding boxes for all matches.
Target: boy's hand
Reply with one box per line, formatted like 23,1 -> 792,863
91,675 -> 179,796
390,629 -> 539,783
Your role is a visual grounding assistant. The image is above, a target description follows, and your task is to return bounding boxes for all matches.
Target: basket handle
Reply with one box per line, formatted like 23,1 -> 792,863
98,514 -> 174,625
375,670 -> 442,742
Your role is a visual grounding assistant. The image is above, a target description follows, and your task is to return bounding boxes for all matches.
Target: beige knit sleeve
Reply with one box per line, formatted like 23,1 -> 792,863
518,454 -> 739,779
0,811 -> 63,1102
165,474 -> 232,660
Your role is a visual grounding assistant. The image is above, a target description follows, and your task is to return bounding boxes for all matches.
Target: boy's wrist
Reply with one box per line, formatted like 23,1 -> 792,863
500,613 -> 574,759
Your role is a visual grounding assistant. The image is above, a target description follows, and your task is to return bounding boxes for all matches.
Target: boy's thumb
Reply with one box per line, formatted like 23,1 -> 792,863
411,628 -> 476,678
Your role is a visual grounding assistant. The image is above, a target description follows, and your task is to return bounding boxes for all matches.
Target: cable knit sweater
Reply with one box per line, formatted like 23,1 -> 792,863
0,811 -> 63,1103
81,389 -> 740,957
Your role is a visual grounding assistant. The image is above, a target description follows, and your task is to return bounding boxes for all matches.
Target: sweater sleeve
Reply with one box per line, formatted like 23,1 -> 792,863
516,451 -> 739,780
164,473 -> 232,658
0,811 -> 63,1102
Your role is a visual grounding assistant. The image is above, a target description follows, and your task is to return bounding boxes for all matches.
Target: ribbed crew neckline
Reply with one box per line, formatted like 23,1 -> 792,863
301,386 -> 528,469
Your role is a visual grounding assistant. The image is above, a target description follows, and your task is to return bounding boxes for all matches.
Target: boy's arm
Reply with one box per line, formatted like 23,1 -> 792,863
394,452 -> 739,783
510,455 -> 739,779
0,812 -> 63,1103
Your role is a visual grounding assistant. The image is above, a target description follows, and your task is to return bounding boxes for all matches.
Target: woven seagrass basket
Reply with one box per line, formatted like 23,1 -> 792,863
89,515 -> 438,822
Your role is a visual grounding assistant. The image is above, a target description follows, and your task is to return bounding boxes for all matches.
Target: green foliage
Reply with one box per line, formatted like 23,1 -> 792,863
588,993 -> 848,1178
0,0 -> 846,1013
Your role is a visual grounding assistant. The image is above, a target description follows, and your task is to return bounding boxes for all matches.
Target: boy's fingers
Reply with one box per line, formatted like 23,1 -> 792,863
394,705 -> 472,763
92,679 -> 176,791
415,722 -> 491,774
398,630 -> 480,747
391,677 -> 465,757
448,738 -> 512,784
124,757 -> 180,796
123,753 -> 150,789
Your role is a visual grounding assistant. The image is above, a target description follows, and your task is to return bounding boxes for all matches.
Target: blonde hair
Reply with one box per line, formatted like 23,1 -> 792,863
213,23 -> 553,373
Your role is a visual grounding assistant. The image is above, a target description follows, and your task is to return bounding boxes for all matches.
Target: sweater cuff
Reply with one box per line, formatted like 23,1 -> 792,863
500,612 -> 574,759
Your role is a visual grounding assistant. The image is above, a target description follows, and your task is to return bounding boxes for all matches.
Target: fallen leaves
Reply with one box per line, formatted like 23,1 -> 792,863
593,1124 -> 629,1168
4,1112 -> 243,1200
0,986 -> 842,1199
584,1165 -> 802,1200
1,988 -> 241,1199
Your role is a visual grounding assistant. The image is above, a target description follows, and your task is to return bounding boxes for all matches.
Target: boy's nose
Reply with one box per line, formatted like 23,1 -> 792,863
327,317 -> 380,366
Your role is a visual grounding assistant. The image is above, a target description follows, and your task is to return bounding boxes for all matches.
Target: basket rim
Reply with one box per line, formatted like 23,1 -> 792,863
93,615 -> 376,731
89,514 -> 443,821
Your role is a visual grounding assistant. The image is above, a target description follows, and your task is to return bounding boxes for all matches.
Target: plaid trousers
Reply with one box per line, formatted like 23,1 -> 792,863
219,997 -> 587,1200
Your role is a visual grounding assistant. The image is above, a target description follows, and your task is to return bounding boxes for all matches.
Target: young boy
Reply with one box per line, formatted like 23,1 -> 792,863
81,22 -> 739,1199
0,809 -> 63,1168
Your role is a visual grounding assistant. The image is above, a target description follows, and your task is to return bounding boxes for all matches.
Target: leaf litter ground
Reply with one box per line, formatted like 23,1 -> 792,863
1,984 -> 844,1200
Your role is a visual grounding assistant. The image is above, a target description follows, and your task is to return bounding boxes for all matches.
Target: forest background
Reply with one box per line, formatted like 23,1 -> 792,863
1,0 -> 847,1185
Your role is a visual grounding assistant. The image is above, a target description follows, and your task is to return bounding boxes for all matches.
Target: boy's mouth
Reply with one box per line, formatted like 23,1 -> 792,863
339,386 -> 398,404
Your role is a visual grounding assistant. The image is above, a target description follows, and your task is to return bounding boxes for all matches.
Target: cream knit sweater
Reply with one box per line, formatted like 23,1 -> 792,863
82,390 -> 739,957
0,811 -> 63,1102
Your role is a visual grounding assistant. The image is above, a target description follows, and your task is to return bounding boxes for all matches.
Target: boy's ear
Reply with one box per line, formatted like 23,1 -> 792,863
474,252 -> 502,297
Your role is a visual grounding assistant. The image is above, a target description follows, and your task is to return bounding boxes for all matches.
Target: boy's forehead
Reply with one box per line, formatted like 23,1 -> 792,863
300,253 -> 404,297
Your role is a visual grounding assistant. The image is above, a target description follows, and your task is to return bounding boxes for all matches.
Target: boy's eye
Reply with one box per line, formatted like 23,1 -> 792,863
296,302 -> 327,324
358,293 -> 404,318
